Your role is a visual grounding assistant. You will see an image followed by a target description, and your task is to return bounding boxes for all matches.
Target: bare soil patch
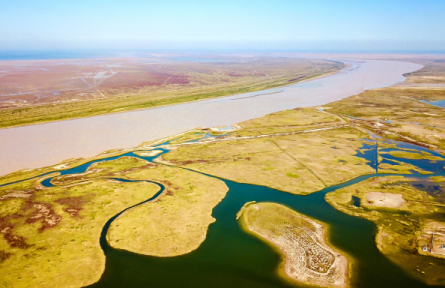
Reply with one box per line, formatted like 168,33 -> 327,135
366,192 -> 406,208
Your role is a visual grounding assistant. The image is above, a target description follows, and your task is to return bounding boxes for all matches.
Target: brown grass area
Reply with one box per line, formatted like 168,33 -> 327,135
8,156 -> 229,258
0,177 -> 160,288
228,107 -> 341,137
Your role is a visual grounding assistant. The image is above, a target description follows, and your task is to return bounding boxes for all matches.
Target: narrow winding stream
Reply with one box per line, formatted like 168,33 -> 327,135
2,136 -> 445,288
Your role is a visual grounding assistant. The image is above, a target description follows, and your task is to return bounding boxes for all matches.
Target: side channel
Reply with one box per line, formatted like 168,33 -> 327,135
87,149 -> 444,288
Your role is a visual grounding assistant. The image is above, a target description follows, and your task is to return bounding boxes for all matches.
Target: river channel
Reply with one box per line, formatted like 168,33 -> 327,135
2,133 -> 444,287
0,59 -> 421,176
88,139 -> 445,288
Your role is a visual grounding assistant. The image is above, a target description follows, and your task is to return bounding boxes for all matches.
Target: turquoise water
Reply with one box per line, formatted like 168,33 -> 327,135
419,99 -> 445,108
2,137 -> 445,287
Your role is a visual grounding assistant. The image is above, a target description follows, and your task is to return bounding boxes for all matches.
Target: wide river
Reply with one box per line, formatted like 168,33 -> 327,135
0,59 -> 421,176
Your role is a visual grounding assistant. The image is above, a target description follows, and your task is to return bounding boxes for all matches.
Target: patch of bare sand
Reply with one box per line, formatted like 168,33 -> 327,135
366,192 -> 405,208
133,150 -> 163,157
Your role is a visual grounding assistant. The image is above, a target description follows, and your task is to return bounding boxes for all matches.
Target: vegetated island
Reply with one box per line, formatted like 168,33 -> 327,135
237,202 -> 349,288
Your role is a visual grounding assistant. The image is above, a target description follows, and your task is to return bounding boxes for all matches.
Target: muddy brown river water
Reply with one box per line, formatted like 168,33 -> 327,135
0,59 -> 422,176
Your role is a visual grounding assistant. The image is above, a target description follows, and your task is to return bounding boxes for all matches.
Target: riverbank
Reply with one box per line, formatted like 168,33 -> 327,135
0,57 -> 342,129
0,59 -> 420,176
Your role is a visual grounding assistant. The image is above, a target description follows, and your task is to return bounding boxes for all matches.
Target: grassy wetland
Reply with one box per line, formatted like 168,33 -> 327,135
324,59 -> 445,151
0,152 -> 228,287
161,108 -> 376,195
0,177 -> 160,287
1,57 -> 445,287
48,156 -> 229,257
325,176 -> 445,285
107,164 -> 228,257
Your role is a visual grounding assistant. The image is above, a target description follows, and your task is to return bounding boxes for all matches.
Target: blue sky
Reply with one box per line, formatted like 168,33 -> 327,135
1,0 -> 445,51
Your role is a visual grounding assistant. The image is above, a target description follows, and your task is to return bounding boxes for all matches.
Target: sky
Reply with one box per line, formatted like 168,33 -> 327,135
1,0 -> 445,52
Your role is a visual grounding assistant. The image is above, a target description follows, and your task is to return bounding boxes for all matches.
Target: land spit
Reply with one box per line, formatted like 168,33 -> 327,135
0,60 -> 421,176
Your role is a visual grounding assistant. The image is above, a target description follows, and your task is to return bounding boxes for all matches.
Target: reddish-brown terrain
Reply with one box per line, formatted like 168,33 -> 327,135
0,56 -> 328,109
0,57 -> 188,108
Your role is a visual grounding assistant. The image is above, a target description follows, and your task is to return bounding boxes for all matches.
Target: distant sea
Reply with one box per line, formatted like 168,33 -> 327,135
0,51 -> 236,62
0,50 -> 152,61
1,50 -> 443,61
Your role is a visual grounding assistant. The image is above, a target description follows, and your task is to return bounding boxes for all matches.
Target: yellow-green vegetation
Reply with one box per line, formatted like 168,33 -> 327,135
0,154 -> 229,286
383,150 -> 443,161
50,156 -> 153,185
238,202 -> 348,288
40,156 -> 229,256
0,177 -> 160,288
168,132 -> 207,144
107,164 -> 228,256
230,107 -> 341,137
0,147 -> 137,187
377,158 -> 431,175
325,61 -> 445,150
164,136 -> 325,194
325,176 -> 445,285
162,108 -> 375,194
0,58 -> 343,129
405,60 -> 445,84
271,127 -> 375,186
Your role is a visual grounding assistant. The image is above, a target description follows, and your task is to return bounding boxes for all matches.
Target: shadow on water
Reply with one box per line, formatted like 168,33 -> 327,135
2,136 -> 445,287
351,196 -> 361,208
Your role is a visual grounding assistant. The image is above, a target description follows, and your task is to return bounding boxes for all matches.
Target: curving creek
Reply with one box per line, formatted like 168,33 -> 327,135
2,133 -> 445,288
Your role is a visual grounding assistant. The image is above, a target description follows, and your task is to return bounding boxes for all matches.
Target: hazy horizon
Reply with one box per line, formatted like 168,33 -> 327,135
1,0 -> 445,53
